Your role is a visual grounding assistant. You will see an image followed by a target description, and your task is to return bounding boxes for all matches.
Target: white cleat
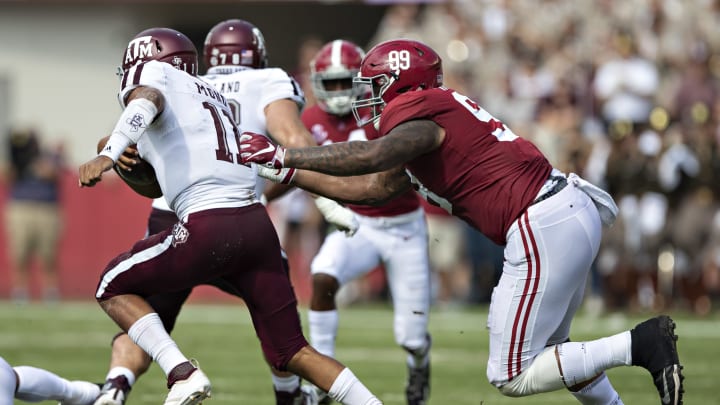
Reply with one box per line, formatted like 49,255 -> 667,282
59,381 -> 102,405
164,368 -> 212,405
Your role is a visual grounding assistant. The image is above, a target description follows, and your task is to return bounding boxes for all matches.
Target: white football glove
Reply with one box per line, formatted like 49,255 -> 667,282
314,196 -> 359,237
253,163 -> 296,184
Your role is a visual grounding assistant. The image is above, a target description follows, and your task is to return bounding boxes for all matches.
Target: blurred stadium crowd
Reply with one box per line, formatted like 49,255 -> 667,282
4,0 -> 720,317
281,0 -> 720,316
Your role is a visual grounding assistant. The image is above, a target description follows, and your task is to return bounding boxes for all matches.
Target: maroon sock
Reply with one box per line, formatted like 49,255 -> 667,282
167,361 -> 197,389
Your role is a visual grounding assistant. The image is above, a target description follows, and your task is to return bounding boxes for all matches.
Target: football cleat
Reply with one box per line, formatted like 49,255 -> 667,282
631,315 -> 684,405
405,364 -> 430,405
274,385 -> 319,405
164,361 -> 211,405
93,375 -> 131,405
405,334 -> 432,405
58,381 -> 101,405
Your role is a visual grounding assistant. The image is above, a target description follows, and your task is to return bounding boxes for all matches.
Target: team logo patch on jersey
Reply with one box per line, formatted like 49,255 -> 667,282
126,112 -> 147,133
171,223 -> 190,247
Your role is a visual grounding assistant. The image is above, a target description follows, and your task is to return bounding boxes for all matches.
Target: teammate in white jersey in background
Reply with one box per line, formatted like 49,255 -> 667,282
79,27 -> 382,405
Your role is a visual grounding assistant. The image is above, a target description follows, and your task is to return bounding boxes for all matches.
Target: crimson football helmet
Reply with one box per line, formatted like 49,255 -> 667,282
120,28 -> 198,78
310,40 -> 365,115
203,19 -> 267,70
351,39 -> 443,127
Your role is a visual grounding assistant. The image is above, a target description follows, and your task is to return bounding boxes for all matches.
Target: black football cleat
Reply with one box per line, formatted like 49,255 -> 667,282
631,315 -> 684,405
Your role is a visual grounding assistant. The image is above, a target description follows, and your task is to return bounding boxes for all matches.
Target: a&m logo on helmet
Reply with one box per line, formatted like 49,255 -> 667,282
125,36 -> 155,66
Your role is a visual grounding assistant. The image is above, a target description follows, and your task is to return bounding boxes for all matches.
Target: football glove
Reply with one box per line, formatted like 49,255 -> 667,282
314,196 -> 359,237
240,131 -> 286,169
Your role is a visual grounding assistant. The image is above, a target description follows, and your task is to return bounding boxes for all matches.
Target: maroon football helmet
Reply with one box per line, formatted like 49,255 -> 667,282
120,28 -> 198,78
351,39 -> 443,127
203,19 -> 267,70
310,40 -> 365,115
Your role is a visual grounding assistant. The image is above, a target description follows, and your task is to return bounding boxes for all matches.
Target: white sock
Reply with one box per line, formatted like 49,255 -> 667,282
128,313 -> 188,375
571,373 -> 623,404
328,368 -> 382,405
308,310 -> 339,358
106,366 -> 136,386
271,374 -> 300,393
558,331 -> 632,387
0,357 -> 16,403
13,366 -> 70,402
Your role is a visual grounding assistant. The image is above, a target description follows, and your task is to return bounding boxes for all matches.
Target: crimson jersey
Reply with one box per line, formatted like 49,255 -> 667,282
379,87 -> 552,245
302,105 -> 420,217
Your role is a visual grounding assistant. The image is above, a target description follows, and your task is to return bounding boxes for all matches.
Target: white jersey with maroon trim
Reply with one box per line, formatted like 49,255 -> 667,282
201,66 -> 305,135
119,60 -> 257,221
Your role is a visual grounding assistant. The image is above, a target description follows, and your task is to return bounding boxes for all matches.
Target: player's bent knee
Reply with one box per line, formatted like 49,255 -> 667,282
263,339 -> 309,371
312,273 -> 340,296
496,346 -> 565,397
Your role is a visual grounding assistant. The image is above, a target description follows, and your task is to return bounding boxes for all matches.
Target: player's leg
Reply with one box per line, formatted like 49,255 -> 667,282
308,226 -> 381,402
95,290 -> 191,405
0,356 -> 17,404
95,222 -> 225,405
13,365 -> 99,404
235,208 -> 382,405
380,211 -> 432,405
309,228 -> 379,358
96,206 -> 183,405
489,187 -> 613,397
269,250 -> 318,405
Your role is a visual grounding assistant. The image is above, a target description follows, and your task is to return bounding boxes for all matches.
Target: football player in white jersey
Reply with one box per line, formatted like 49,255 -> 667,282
79,27 -> 382,405
92,20 -> 358,405
0,355 -> 99,405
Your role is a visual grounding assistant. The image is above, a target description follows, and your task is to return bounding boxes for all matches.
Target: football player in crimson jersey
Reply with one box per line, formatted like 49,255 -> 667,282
299,39 -> 432,405
93,20 -> 359,405
240,39 -> 685,405
79,27 -> 382,405
0,356 -> 99,404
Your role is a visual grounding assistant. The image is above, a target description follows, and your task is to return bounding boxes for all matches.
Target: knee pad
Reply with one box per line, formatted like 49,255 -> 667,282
497,346 -> 565,397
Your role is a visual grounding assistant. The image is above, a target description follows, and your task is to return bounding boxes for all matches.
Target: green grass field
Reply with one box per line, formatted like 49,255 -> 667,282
0,301 -> 715,404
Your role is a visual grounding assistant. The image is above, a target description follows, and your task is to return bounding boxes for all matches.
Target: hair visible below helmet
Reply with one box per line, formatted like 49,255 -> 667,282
310,39 -> 365,116
351,39 -> 443,127
121,28 -> 198,77
203,19 -> 267,70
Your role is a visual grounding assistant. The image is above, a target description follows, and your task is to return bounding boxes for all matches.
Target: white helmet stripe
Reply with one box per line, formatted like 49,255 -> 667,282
330,39 -> 343,67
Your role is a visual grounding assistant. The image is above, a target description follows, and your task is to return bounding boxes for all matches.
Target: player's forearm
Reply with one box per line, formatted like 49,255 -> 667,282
284,141 -> 399,175
291,170 -> 383,205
